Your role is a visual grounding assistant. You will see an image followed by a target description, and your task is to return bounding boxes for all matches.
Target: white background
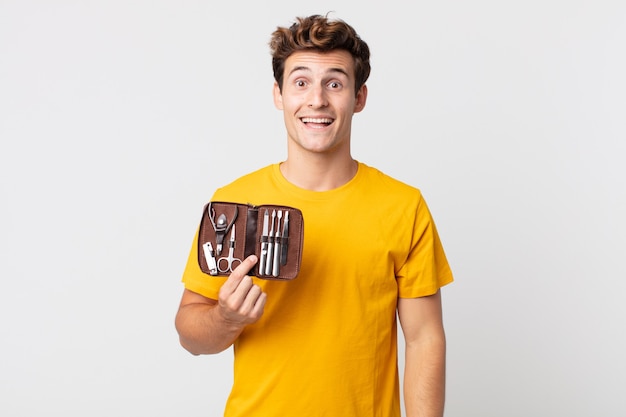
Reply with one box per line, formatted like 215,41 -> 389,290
1,1 -> 625,416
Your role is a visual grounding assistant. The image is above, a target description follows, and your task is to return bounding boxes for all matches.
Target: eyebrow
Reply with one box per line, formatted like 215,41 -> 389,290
288,66 -> 350,78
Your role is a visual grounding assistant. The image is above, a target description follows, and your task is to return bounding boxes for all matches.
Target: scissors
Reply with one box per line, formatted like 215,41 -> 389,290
217,224 -> 243,273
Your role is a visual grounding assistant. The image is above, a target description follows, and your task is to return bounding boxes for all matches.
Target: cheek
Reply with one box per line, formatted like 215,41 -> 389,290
280,97 -> 303,113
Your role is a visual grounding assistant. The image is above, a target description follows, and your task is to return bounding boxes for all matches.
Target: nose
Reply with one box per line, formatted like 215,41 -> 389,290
307,84 -> 328,108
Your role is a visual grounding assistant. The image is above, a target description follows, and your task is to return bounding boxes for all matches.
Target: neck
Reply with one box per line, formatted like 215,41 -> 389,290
280,155 -> 358,192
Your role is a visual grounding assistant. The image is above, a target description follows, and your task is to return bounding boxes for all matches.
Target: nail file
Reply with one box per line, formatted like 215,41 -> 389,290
259,209 -> 269,275
264,210 -> 276,275
272,210 -> 282,276
280,210 -> 289,265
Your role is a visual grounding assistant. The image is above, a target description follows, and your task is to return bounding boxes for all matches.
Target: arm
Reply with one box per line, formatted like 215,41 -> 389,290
398,290 -> 447,417
175,255 -> 266,355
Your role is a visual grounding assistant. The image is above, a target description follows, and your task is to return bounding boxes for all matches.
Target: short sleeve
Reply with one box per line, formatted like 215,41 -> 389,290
396,195 -> 454,298
180,227 -> 226,300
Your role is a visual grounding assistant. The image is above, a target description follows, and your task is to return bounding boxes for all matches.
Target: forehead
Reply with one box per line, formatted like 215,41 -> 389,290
284,50 -> 355,78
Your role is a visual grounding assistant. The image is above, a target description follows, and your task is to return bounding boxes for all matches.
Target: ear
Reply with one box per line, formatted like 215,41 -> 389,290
273,82 -> 284,110
353,84 -> 368,113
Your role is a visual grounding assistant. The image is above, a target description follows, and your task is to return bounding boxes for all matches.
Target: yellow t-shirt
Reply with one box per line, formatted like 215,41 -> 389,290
182,162 -> 453,417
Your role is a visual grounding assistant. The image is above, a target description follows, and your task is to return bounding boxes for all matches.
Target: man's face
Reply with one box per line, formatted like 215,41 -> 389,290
273,50 -> 367,156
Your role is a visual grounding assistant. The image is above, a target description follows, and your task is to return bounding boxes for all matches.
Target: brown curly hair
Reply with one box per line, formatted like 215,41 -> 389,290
269,14 -> 371,96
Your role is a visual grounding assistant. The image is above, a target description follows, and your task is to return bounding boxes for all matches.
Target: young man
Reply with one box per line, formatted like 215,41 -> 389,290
176,15 -> 454,417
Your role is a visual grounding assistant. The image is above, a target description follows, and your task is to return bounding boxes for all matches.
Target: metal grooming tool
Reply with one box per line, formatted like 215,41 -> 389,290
259,209 -> 270,275
272,210 -> 282,277
208,203 -> 238,256
214,214 -> 227,255
280,210 -> 289,265
217,225 -> 242,273
202,242 -> 218,276
264,210 -> 276,275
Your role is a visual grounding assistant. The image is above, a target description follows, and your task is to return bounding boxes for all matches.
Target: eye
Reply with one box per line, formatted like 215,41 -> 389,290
328,81 -> 341,89
295,80 -> 307,87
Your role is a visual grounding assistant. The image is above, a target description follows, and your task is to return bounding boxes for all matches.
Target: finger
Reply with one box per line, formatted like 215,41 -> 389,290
239,282 -> 264,315
221,275 -> 263,320
236,284 -> 266,323
220,255 -> 258,295
249,291 -> 267,319
230,275 -> 255,307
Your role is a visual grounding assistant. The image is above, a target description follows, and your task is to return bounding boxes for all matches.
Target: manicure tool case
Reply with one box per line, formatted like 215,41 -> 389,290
197,201 -> 304,280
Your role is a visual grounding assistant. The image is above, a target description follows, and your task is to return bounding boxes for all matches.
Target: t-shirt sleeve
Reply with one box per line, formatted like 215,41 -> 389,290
180,227 -> 226,300
396,194 -> 454,298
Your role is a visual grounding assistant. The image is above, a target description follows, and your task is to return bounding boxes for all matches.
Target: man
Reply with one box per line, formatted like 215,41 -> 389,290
175,14 -> 454,417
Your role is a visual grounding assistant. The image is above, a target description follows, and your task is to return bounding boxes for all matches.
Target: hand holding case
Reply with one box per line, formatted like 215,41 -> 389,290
197,201 -> 304,280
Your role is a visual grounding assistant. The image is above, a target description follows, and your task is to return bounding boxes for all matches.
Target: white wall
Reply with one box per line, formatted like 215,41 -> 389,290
1,1 -> 624,416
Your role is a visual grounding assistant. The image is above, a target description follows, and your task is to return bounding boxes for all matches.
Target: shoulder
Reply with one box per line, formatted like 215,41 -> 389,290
212,165 -> 275,202
224,165 -> 274,188
357,162 -> 424,204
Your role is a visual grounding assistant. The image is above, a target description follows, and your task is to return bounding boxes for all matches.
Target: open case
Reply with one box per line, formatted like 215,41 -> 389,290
197,201 -> 304,280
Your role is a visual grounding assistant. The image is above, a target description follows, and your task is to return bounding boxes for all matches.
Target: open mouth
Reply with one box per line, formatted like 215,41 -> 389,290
301,117 -> 334,127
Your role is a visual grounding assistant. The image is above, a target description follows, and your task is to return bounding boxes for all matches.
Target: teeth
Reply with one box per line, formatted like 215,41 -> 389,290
302,117 -> 332,124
